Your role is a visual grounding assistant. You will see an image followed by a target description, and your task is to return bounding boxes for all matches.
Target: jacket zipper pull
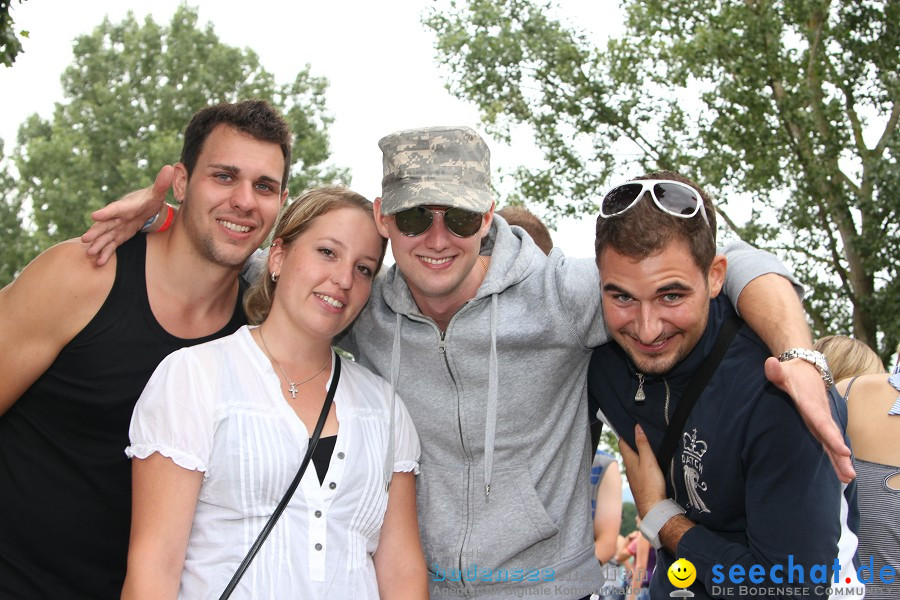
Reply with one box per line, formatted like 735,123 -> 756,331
438,331 -> 446,354
634,373 -> 646,403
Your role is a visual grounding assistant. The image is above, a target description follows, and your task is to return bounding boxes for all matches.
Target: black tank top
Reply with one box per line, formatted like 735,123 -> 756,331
0,236 -> 246,599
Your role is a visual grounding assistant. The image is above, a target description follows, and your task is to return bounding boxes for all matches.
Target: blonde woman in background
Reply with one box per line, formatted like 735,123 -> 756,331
813,335 -> 884,382
818,336 -> 897,600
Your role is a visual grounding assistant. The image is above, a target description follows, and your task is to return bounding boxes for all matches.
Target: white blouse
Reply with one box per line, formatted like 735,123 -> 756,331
127,326 -> 420,600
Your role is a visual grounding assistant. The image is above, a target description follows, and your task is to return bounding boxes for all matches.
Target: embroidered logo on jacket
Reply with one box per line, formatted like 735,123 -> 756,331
682,428 -> 710,513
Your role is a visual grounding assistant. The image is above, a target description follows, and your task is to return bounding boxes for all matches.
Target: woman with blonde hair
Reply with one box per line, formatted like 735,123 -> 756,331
122,187 -> 426,599
825,338 -> 899,600
813,335 -> 884,382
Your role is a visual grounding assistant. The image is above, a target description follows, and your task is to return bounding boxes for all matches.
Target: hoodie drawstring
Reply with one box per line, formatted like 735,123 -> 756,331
483,293 -> 499,497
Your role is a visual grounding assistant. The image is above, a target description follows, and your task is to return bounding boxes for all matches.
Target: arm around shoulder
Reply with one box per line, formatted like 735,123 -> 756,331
81,165 -> 174,267
553,255 -> 608,348
0,240 -> 115,416
720,240 -> 854,482
719,239 -> 802,305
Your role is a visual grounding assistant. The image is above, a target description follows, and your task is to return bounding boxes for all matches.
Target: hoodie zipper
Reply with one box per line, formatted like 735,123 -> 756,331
437,326 -> 474,594
640,371 -> 678,504
662,376 -> 678,504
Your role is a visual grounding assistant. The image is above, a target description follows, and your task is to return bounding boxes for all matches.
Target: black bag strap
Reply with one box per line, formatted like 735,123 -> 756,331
654,314 -> 741,472
219,354 -> 341,600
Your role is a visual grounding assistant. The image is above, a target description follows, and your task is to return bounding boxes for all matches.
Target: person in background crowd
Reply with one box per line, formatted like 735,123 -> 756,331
832,341 -> 900,600
613,523 -> 653,600
591,447 -> 623,599
814,335 -> 884,381
497,205 -> 553,254
626,517 -> 654,600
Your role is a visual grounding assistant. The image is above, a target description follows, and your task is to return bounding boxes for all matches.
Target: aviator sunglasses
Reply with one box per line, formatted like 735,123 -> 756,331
393,206 -> 485,238
600,179 -> 710,226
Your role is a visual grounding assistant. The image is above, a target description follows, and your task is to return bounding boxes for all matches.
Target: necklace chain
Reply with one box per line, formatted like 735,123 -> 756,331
479,256 -> 489,273
258,326 -> 329,399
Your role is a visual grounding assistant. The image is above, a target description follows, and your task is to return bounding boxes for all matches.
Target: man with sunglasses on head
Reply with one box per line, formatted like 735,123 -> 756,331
589,172 -> 861,599
87,126 -> 853,600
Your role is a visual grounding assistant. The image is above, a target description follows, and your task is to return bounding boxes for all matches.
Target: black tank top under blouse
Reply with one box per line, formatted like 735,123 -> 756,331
0,236 -> 246,599
312,435 -> 337,484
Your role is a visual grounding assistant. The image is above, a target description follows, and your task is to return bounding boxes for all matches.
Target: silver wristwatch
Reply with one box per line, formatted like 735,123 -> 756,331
638,499 -> 685,550
777,348 -> 834,389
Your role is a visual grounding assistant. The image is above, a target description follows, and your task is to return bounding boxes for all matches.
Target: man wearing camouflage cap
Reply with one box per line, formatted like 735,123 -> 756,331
337,126 -> 845,599
88,125 -> 852,599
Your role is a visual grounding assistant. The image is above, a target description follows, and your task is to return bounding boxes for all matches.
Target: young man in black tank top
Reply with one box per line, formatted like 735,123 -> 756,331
0,100 -> 290,599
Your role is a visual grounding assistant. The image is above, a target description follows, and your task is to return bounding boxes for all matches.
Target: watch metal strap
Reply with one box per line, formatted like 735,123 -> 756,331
777,348 -> 834,389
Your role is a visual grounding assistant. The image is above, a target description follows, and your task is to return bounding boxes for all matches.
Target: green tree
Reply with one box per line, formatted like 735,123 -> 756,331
0,141 -> 35,285
0,0 -> 28,67
426,0 -> 900,359
620,501 -> 637,536
13,4 -> 346,262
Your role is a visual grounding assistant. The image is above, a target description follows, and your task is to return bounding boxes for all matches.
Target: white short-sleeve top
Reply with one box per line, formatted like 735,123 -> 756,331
127,326 -> 420,599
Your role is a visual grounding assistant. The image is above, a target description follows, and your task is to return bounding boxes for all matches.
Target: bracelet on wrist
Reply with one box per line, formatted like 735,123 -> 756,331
140,204 -> 175,233
140,213 -> 158,233
639,499 -> 685,550
157,204 -> 175,232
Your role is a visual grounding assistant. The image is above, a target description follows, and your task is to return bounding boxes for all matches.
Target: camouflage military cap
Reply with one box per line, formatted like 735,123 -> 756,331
378,126 -> 493,215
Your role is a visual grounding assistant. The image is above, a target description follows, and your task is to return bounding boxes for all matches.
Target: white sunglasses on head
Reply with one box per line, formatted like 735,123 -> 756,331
600,179 -> 710,227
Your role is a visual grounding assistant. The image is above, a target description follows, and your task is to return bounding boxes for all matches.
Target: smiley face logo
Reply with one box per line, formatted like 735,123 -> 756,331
668,558 -> 696,588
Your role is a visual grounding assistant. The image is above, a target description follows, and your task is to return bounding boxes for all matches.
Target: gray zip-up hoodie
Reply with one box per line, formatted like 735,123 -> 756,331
339,216 -> 792,599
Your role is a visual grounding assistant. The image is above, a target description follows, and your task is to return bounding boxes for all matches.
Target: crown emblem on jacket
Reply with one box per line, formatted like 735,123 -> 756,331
682,428 -> 708,460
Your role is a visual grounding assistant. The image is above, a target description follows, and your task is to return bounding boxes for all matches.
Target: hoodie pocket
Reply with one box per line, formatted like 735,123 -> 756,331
419,461 -> 560,578
469,463 -> 560,568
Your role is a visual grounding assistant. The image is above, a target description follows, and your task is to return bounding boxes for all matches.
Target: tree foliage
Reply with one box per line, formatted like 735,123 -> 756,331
0,141 -> 35,284
0,0 -> 28,67
9,4 -> 345,278
426,0 -> 900,359
620,501 -> 637,536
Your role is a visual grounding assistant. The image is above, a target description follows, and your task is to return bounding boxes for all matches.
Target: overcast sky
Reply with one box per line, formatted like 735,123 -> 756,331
0,0 -> 628,258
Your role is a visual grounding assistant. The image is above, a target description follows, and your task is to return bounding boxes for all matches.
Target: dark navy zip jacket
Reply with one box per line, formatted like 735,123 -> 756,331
588,297 -> 862,599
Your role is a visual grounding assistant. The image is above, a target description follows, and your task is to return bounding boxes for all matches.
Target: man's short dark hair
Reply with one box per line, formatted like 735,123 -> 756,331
498,205 -> 553,254
594,171 -> 717,273
180,100 -> 292,192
